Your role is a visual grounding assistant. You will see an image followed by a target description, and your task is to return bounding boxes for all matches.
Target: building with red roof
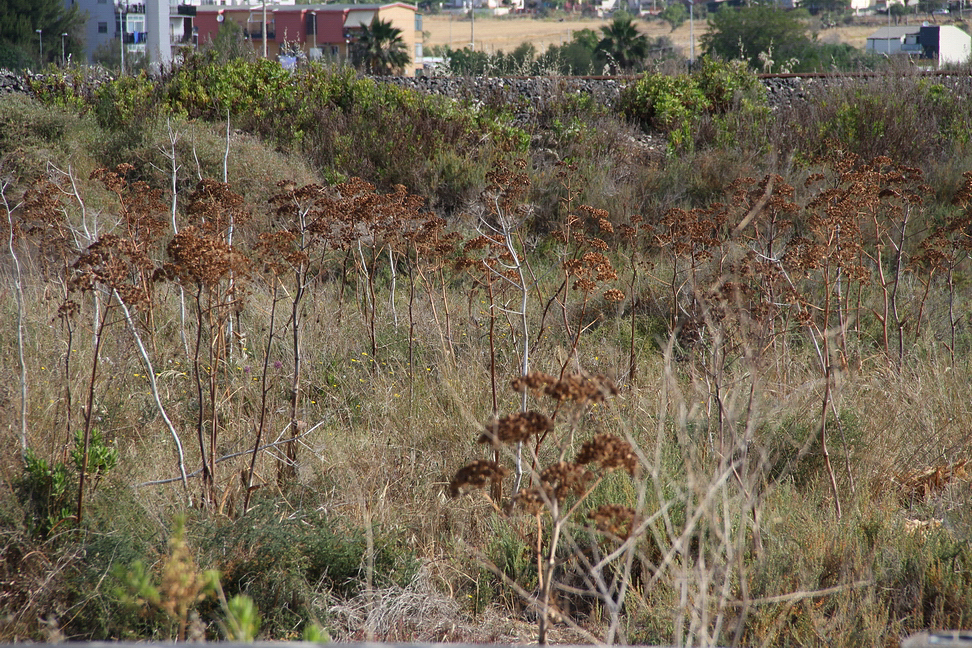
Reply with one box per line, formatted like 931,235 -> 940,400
193,3 -> 424,76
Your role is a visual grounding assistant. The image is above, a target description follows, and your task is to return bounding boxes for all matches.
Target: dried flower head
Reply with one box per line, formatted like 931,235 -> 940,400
478,411 -> 553,447
512,486 -> 547,515
576,433 -> 639,475
450,460 -> 510,497
510,371 -> 557,393
588,504 -> 637,539
542,373 -> 618,405
540,461 -> 594,501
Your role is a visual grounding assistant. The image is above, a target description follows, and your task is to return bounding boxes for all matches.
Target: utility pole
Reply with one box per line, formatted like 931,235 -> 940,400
263,1 -> 268,58
689,0 -> 694,63
117,1 -> 126,75
35,29 -> 42,63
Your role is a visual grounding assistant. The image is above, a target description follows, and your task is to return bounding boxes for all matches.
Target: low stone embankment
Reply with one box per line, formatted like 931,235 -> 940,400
4,68 -> 971,114
0,67 -> 819,111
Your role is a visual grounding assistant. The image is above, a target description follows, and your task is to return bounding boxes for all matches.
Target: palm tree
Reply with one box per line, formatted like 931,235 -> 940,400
595,14 -> 650,72
352,16 -> 410,76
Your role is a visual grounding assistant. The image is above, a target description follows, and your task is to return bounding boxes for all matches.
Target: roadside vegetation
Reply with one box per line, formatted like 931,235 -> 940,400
429,7 -> 900,75
5,50 -> 972,647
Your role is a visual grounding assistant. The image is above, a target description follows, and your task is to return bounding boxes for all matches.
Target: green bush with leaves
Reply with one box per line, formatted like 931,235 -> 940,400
17,429 -> 118,537
92,71 -> 158,130
620,71 -> 706,150
619,57 -> 767,153
114,515 -> 263,641
20,448 -> 72,537
196,499 -> 416,635
31,58 -> 527,210
693,56 -> 766,114
24,67 -> 89,115
778,74 -> 972,164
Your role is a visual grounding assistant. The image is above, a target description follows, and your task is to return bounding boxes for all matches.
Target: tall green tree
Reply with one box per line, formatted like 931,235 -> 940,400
352,16 -> 410,76
889,2 -> 908,23
700,5 -> 810,71
537,39 -> 596,74
660,1 -> 688,32
0,0 -> 82,67
595,14 -> 650,72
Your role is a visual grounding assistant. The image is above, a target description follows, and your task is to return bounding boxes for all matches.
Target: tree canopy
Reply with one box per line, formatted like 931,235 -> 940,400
660,2 -> 689,32
351,16 -> 410,76
700,5 -> 810,71
0,0 -> 82,67
203,20 -> 257,64
595,14 -> 651,72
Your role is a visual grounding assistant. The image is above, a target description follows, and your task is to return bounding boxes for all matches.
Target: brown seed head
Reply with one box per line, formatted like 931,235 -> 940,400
588,504 -> 637,539
511,371 -> 557,393
543,373 -> 618,405
603,289 -> 625,302
512,486 -> 547,515
450,460 -> 510,497
576,433 -> 639,475
540,461 -> 594,501
478,411 -> 553,447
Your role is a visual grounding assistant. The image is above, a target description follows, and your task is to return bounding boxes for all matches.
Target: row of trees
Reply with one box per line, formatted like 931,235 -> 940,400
436,14 -> 676,75
437,6 -> 888,75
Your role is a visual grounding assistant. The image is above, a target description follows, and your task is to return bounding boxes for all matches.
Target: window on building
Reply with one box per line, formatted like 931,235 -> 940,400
98,22 -> 108,33
331,45 -> 339,55
97,0 -> 107,4
415,14 -> 423,31
415,43 -> 422,58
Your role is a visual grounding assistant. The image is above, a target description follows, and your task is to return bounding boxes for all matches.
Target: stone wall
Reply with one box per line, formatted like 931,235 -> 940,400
0,70 -> 31,95
5,68 -> 969,114
0,67 -> 810,109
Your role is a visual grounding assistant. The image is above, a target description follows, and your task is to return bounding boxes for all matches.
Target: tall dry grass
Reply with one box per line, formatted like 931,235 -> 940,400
5,71 -> 972,646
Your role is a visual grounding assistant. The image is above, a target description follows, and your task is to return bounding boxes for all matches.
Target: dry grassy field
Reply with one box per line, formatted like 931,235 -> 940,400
9,44 -> 972,646
423,12 -> 940,59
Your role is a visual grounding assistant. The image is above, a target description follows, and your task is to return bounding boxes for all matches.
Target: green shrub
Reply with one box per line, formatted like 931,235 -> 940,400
16,429 -> 118,538
619,57 -> 767,153
620,71 -> 707,147
778,73 -> 972,165
693,56 -> 766,114
92,72 -> 158,130
25,67 -> 89,114
19,448 -> 73,537
66,59 -> 525,210
197,498 -> 416,635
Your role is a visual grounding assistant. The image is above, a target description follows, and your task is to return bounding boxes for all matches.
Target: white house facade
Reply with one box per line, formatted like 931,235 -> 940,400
866,24 -> 971,66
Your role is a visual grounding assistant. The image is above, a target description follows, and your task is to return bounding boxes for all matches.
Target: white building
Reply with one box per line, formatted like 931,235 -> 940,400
444,0 -> 524,15
65,0 -> 299,68
64,0 -> 115,62
866,24 -> 971,66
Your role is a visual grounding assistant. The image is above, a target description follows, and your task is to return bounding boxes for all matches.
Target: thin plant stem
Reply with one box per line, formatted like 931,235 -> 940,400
245,280 -> 280,513
113,288 -> 189,495
1,177 -> 27,457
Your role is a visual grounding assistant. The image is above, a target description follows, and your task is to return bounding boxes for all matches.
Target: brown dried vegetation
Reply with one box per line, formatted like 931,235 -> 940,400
9,76 -> 972,648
